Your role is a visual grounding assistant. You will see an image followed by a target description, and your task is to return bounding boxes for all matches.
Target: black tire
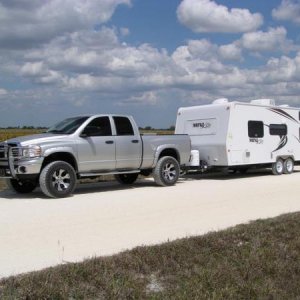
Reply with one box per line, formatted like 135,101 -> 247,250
7,178 -> 37,194
283,158 -> 294,174
39,161 -> 77,198
153,156 -> 180,186
271,158 -> 284,175
239,168 -> 248,174
115,173 -> 139,184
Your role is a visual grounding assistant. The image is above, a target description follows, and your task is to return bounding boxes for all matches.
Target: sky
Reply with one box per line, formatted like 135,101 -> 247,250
1,0 -> 300,128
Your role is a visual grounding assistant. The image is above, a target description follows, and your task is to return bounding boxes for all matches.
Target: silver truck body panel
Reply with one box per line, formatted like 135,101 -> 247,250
0,114 -> 191,179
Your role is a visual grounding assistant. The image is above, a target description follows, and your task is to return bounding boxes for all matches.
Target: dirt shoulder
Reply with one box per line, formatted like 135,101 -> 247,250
1,169 -> 300,278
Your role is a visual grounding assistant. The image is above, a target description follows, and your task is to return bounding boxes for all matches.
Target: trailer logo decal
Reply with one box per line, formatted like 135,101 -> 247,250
268,108 -> 298,124
193,122 -> 211,129
249,138 -> 263,144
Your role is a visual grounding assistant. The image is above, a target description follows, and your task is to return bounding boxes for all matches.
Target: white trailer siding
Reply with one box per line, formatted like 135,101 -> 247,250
227,103 -> 300,166
176,103 -> 231,166
175,100 -> 300,169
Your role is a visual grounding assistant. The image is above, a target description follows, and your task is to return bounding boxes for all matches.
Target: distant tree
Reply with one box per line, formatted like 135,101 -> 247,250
145,126 -> 152,130
169,125 -> 175,131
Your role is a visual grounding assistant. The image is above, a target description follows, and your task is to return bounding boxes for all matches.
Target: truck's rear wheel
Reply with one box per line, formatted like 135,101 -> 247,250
153,156 -> 180,186
272,158 -> 284,175
283,158 -> 294,174
39,161 -> 77,198
115,173 -> 138,184
7,179 -> 37,194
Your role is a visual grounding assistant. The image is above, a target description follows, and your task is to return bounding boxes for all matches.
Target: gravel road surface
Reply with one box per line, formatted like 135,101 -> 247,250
1,169 -> 300,278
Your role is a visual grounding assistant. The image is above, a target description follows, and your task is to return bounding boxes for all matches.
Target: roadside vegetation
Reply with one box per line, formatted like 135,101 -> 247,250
0,128 -> 173,142
0,212 -> 300,299
0,128 -> 44,142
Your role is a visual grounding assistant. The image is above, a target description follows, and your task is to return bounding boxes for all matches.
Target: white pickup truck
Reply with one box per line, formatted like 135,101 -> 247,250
0,114 -> 191,198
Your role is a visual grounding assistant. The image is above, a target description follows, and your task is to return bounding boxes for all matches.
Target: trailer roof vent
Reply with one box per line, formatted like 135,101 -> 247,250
250,99 -> 275,106
212,98 -> 229,105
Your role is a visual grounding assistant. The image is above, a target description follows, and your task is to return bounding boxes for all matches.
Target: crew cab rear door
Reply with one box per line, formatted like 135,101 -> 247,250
77,116 -> 116,172
113,116 -> 142,170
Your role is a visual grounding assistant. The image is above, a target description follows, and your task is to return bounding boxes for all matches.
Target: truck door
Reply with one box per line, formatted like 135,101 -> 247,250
113,116 -> 142,170
77,116 -> 116,172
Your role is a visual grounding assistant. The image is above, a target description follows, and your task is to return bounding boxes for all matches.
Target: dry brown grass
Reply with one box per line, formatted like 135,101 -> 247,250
0,129 -> 44,142
1,212 -> 300,299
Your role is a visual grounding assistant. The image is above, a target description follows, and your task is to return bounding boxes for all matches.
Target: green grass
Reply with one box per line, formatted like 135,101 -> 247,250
1,212 -> 300,299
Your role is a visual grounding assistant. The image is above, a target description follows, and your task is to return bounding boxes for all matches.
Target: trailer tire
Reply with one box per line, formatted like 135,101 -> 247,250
39,161 -> 77,198
115,173 -> 139,184
7,179 -> 37,194
153,156 -> 180,186
283,158 -> 294,174
271,158 -> 284,175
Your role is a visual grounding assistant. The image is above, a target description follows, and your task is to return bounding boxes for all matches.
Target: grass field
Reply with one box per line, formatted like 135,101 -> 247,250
0,129 -> 173,142
0,129 -> 44,142
0,212 -> 299,299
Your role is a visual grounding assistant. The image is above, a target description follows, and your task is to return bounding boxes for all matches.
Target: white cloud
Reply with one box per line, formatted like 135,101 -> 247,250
177,0 -> 263,33
0,0 -> 130,49
119,91 -> 159,106
0,88 -> 7,96
240,27 -> 297,53
218,44 -> 242,61
120,27 -> 130,37
272,0 -> 300,24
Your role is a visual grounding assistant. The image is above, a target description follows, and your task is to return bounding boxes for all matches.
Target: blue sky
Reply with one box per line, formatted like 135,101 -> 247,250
1,0 -> 300,128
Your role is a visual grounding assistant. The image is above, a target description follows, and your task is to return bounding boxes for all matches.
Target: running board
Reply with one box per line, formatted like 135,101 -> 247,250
79,170 -> 140,178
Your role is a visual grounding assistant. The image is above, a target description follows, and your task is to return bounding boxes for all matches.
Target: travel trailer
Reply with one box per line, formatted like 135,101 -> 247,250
175,98 -> 300,175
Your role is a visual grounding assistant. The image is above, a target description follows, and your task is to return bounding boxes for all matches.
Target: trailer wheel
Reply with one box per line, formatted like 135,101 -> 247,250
271,158 -> 284,175
39,161 -> 77,198
283,158 -> 294,174
115,173 -> 139,184
153,156 -> 180,186
7,179 -> 37,194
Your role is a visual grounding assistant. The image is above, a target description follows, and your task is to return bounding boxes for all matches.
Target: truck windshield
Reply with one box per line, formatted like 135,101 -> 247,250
47,116 -> 89,134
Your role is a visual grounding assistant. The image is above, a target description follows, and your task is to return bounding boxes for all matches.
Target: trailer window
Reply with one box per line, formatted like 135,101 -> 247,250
113,116 -> 134,136
248,121 -> 264,138
269,124 -> 287,136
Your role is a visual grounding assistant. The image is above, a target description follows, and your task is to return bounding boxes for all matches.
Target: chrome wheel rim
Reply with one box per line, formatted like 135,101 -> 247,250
162,162 -> 177,182
52,168 -> 71,191
276,160 -> 283,173
286,159 -> 293,172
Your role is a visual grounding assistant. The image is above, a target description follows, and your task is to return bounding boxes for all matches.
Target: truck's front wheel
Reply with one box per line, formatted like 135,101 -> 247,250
153,156 -> 180,186
39,161 -> 77,198
7,179 -> 37,194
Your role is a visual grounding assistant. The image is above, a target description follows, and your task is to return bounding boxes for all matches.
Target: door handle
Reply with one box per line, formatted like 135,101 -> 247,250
105,140 -> 114,144
132,140 -> 139,143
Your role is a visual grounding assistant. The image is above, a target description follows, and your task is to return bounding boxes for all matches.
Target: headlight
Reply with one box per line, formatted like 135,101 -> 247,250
22,146 -> 42,158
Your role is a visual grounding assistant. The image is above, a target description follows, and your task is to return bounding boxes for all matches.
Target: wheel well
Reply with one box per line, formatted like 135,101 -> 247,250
159,148 -> 180,163
42,152 -> 78,172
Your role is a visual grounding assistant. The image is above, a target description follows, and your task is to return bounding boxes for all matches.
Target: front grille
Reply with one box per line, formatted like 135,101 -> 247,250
0,143 -> 20,160
0,144 -> 7,159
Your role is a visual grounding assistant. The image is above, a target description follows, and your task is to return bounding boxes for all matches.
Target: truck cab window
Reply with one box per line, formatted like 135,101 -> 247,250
269,124 -> 287,136
113,117 -> 134,136
82,117 -> 112,136
248,121 -> 264,138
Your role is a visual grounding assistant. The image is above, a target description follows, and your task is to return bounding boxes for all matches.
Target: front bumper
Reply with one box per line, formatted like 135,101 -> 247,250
0,146 -> 43,179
